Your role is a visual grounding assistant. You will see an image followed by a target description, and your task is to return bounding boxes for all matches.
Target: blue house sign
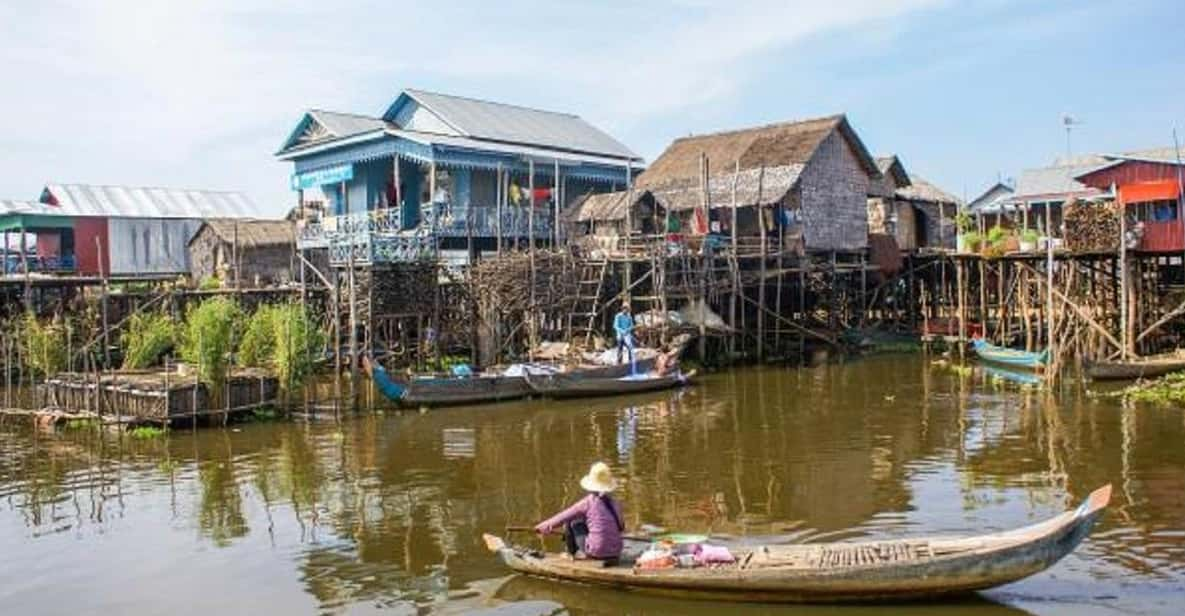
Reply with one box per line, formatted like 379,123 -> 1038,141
291,164 -> 354,191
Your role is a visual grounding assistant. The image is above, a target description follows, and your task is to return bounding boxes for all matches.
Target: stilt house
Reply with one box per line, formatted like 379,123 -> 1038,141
571,115 -> 881,256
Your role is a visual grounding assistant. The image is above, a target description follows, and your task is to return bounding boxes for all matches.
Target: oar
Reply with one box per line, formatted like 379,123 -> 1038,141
505,525 -> 722,543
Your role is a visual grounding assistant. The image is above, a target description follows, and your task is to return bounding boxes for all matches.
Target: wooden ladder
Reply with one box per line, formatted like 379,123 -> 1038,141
568,259 -> 609,349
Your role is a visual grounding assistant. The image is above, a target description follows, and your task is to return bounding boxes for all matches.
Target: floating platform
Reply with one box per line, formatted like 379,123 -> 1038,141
40,368 -> 279,424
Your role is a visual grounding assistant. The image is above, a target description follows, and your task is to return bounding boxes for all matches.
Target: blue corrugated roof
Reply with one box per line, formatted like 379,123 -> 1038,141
393,89 -> 639,161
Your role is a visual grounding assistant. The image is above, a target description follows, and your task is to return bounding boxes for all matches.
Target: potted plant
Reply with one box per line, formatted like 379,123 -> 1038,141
954,209 -> 974,252
962,231 -> 983,253
1019,229 -> 1039,252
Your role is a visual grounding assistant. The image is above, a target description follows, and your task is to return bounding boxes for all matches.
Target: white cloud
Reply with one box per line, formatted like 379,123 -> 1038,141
0,0 -> 942,214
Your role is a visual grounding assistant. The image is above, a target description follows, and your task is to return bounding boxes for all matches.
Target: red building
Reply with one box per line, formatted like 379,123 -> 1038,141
1076,154 -> 1185,253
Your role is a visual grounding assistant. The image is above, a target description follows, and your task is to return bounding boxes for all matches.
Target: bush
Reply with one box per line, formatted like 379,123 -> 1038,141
987,225 -> 1008,245
23,313 -> 68,378
198,276 -> 222,291
237,305 -> 280,368
273,303 -> 325,392
178,297 -> 243,403
121,311 -> 176,369
1021,229 -> 1039,244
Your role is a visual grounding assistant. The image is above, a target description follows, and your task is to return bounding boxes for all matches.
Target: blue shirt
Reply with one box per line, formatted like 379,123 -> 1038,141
613,312 -> 634,338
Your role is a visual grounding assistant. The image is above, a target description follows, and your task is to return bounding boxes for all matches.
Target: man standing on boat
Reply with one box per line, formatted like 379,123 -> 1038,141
614,303 -> 635,366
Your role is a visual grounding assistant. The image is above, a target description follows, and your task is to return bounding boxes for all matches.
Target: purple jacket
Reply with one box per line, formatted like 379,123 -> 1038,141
535,494 -> 624,559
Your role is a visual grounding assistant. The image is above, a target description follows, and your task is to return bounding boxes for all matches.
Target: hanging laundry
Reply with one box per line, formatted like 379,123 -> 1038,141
509,183 -> 523,206
763,207 -> 776,231
692,208 -> 710,235
532,187 -> 552,205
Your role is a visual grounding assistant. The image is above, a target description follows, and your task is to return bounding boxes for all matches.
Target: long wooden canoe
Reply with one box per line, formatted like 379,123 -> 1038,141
1085,351 -> 1185,381
971,338 -> 1049,371
524,370 -> 695,399
483,485 -> 1110,603
364,357 -> 661,406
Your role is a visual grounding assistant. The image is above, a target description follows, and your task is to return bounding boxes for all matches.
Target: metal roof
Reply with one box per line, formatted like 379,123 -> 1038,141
41,184 -> 262,219
389,128 -> 640,168
1012,163 -> 1104,201
0,199 -> 53,215
310,110 -> 387,138
399,89 -> 639,161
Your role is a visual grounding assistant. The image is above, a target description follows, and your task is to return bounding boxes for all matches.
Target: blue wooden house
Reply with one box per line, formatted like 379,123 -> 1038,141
277,89 -> 643,265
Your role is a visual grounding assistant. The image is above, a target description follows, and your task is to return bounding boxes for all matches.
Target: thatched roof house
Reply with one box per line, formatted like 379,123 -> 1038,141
867,155 -> 961,252
570,115 -> 881,253
187,219 -> 296,285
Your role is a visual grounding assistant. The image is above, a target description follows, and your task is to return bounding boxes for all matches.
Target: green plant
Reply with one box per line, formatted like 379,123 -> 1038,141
121,311 -> 176,369
962,231 -> 983,252
954,209 -> 974,233
198,276 -> 222,291
272,302 -> 325,392
130,425 -> 167,439
178,296 -> 244,404
1021,229 -> 1039,244
22,313 -> 67,378
237,305 -> 280,368
987,225 -> 1007,245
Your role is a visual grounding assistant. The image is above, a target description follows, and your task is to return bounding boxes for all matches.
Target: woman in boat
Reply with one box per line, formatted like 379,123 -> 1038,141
535,462 -> 625,563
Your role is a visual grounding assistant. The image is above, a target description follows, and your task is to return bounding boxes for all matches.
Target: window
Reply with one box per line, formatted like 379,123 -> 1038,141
1131,199 -> 1179,223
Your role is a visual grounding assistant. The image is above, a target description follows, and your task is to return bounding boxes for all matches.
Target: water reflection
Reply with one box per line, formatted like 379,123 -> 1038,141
0,355 -> 1182,615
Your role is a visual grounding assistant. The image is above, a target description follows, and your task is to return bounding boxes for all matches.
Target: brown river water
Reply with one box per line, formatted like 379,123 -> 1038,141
1,354 -> 1183,615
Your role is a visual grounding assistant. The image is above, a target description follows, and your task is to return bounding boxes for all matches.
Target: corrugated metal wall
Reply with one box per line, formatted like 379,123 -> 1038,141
106,218 -> 203,275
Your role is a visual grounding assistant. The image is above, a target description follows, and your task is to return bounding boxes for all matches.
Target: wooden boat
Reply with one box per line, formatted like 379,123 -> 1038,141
483,485 -> 1111,603
971,338 -> 1049,371
364,356 -> 660,407
1085,351 -> 1185,381
524,370 -> 695,399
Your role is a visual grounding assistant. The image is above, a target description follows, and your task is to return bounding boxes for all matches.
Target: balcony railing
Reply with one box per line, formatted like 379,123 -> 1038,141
3,255 -> 77,274
300,203 -> 557,264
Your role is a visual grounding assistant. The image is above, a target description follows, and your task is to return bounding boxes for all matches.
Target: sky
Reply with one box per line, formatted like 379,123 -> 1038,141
1,0 -> 1182,215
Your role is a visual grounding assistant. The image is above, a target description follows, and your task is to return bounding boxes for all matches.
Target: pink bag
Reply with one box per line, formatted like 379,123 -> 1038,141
693,544 -> 735,565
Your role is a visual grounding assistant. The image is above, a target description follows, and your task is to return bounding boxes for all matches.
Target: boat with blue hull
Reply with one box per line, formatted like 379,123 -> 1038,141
971,339 -> 1049,371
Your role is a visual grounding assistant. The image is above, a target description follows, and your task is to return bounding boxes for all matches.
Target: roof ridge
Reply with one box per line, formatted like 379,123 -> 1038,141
48,183 -> 249,195
309,108 -> 383,120
405,88 -> 583,119
670,114 -> 845,143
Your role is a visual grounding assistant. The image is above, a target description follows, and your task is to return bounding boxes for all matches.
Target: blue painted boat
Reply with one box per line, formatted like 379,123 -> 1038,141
971,338 -> 1049,371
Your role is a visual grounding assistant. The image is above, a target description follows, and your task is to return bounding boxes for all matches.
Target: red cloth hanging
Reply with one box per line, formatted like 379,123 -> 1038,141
691,208 -> 709,235
532,187 -> 552,205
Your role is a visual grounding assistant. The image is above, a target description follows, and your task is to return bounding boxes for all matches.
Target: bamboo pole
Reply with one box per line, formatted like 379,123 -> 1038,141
729,160 -> 739,358
757,166 -> 767,361
1118,189 -> 1129,359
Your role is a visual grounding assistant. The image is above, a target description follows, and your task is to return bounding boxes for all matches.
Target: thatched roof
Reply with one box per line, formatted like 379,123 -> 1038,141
572,191 -> 646,222
190,219 -> 295,248
895,175 -> 962,206
637,114 -> 878,191
572,165 -> 803,222
875,155 -> 911,187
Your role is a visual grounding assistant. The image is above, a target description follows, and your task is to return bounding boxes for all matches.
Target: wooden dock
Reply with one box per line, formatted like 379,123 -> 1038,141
39,367 -> 279,424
